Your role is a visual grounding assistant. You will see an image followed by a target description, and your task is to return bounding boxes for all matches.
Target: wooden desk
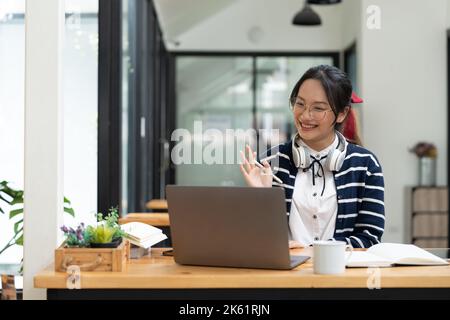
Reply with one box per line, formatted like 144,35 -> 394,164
34,247 -> 450,300
119,213 -> 170,227
145,199 -> 168,211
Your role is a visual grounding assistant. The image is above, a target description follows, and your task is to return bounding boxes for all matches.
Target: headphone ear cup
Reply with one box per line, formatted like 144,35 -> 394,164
334,150 -> 346,170
325,132 -> 348,171
292,142 -> 300,168
300,147 -> 311,168
297,146 -> 310,168
326,149 -> 341,171
334,132 -> 347,171
292,140 -> 310,168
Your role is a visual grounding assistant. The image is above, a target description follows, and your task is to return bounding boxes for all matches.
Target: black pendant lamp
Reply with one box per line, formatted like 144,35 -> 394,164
292,0 -> 342,26
308,0 -> 342,4
292,2 -> 321,26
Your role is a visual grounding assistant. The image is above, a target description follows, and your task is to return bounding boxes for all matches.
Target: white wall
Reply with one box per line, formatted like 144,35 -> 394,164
155,0 -> 344,52
24,0 -> 65,299
359,0 -> 448,242
341,0 -> 361,50
447,0 -> 450,28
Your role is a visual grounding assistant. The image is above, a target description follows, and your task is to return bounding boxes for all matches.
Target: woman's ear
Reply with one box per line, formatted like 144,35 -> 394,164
336,106 -> 350,124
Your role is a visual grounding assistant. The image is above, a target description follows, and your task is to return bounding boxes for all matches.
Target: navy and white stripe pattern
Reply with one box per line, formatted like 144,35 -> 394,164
260,139 -> 385,248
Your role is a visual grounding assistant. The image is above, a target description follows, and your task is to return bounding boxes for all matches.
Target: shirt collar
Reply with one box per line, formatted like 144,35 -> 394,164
299,133 -> 339,161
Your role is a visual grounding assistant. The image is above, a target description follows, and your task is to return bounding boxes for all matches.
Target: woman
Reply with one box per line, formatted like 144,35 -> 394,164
239,65 -> 384,248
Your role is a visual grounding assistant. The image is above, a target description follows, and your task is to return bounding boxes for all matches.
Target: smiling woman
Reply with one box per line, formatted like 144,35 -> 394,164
240,65 -> 385,249
289,65 -> 351,151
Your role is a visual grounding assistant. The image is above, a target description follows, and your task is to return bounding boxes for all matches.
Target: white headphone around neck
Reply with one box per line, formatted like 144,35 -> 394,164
291,131 -> 348,171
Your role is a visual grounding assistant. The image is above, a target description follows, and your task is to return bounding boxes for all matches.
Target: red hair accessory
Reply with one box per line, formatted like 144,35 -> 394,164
351,92 -> 363,104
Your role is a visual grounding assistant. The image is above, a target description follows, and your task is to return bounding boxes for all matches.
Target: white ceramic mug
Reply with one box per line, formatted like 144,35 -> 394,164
313,240 -> 353,274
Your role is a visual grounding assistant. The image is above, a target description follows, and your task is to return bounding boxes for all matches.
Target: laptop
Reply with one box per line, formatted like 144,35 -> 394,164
166,185 -> 310,270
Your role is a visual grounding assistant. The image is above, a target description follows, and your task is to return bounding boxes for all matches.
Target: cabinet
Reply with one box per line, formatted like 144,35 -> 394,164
408,187 -> 448,247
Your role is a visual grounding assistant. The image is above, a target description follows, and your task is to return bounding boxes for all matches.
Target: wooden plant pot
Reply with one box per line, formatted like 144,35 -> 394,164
54,239 -> 130,272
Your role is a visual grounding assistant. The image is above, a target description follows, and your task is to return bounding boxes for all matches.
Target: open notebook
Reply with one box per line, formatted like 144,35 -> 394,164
121,222 -> 167,249
346,243 -> 450,268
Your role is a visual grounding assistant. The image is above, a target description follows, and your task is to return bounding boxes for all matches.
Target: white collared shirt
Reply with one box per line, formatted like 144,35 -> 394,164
288,134 -> 338,247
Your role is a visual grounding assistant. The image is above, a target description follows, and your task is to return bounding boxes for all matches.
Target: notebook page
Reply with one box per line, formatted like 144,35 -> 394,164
368,243 -> 449,265
346,251 -> 392,267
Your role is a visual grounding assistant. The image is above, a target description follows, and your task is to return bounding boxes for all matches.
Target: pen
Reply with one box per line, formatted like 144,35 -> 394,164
254,160 -> 283,184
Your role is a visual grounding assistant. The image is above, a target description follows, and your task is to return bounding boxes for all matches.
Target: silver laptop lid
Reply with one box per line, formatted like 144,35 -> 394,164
166,186 -> 294,269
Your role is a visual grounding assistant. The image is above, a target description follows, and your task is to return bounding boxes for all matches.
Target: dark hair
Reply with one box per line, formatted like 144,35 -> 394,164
289,65 -> 352,130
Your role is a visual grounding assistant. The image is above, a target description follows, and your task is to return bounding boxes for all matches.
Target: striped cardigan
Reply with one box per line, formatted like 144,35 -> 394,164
260,138 -> 385,248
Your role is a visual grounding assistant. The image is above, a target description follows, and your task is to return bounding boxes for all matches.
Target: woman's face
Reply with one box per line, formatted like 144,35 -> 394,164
292,79 -> 348,150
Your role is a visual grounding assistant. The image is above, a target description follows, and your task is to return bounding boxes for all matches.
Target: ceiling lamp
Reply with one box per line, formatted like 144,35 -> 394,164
308,0 -> 342,4
292,0 -> 342,27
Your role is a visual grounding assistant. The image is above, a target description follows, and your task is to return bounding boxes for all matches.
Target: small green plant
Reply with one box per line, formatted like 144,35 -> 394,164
97,207 -> 125,240
60,207 -> 125,247
85,224 -> 117,244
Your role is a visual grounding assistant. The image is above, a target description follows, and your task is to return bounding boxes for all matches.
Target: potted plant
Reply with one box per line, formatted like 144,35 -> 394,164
86,208 -> 125,248
410,142 -> 437,158
57,207 -> 129,272
409,142 -> 438,186
60,207 -> 125,248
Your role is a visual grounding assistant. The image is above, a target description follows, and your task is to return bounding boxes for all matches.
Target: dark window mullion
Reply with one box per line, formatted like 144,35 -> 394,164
152,11 -> 162,200
98,0 -> 122,214
252,56 -> 260,155
143,0 -> 155,209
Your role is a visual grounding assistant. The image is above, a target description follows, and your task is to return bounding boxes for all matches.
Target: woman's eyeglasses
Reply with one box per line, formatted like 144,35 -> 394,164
289,97 -> 331,121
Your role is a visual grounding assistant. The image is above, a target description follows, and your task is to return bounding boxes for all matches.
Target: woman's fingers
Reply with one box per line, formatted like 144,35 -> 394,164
239,164 -> 252,187
239,151 -> 247,173
240,164 -> 261,187
242,146 -> 256,170
246,145 -> 256,167
240,150 -> 251,173
239,164 -> 249,180
260,160 -> 272,176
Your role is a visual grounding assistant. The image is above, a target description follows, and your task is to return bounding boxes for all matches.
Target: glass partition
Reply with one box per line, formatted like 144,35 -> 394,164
175,55 -> 334,187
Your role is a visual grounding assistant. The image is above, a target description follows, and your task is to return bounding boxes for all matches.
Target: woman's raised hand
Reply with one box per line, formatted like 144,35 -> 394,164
239,145 -> 273,188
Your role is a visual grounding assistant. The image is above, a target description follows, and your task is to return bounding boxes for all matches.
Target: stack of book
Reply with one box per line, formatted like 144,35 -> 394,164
121,222 -> 168,258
